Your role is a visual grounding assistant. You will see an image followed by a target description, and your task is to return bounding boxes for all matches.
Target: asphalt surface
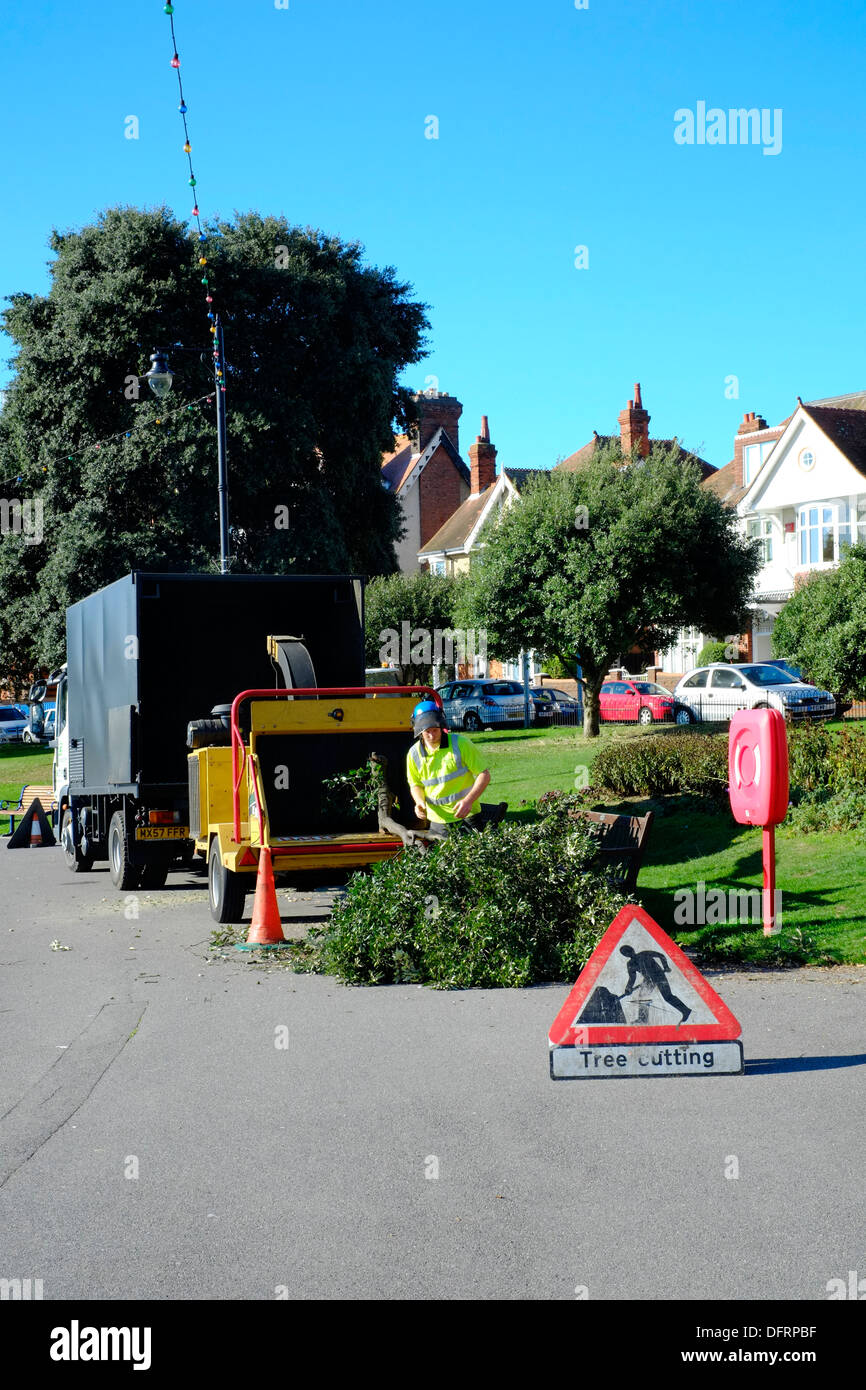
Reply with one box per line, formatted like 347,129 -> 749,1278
1,845 -> 864,1301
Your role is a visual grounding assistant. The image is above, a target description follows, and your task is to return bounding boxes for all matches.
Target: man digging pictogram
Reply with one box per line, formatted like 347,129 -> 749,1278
618,944 -> 691,1023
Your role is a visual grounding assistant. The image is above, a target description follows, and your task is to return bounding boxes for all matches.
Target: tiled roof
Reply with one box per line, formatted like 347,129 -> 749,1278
803,406 -> 866,477
554,435 -> 614,472
380,437 -> 417,492
554,435 -> 714,480
703,459 -> 748,506
419,488 -> 494,554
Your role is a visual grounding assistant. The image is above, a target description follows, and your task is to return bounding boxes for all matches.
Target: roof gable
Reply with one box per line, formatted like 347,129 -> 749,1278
741,406 -> 866,512
381,427 -> 470,495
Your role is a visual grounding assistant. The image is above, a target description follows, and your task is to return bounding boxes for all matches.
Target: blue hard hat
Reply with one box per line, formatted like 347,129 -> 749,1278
412,699 -> 445,735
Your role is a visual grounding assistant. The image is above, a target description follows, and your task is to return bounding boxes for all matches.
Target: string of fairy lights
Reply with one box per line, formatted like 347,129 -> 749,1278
164,0 -> 225,394
0,2 -> 223,495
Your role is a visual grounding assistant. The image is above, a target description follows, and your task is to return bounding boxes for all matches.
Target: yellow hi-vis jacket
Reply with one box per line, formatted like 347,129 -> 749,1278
406,732 -> 485,824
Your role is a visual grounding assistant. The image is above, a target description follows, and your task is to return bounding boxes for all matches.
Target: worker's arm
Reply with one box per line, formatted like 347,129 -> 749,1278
454,769 -> 490,819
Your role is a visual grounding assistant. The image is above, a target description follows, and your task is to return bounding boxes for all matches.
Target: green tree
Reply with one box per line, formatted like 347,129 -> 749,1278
455,442 -> 761,736
771,542 -> 866,696
365,571 -> 462,687
0,206 -> 428,676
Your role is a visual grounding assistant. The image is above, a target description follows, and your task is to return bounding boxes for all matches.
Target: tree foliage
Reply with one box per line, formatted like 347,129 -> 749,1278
364,570 -> 462,686
454,442 -> 762,735
0,205 -> 429,680
771,542 -> 866,696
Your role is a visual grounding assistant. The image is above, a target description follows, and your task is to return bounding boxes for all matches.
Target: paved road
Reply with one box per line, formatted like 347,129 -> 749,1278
1,846 -> 864,1300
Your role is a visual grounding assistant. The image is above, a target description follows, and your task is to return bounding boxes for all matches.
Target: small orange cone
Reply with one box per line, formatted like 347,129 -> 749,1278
244,848 -> 286,946
30,817 -> 42,848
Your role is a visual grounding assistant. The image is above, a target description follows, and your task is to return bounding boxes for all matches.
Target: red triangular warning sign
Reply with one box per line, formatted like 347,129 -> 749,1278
549,904 -> 741,1048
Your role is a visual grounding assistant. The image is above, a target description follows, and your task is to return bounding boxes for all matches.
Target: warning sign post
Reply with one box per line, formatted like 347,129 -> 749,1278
549,905 -> 743,1079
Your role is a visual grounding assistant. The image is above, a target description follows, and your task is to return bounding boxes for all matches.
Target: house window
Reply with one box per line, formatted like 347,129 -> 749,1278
430,559 -> 446,576
747,517 -> 773,563
743,441 -> 775,486
798,449 -> 815,472
797,503 -> 851,565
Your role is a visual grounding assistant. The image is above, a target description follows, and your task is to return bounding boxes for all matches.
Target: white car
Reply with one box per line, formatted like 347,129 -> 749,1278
0,706 -> 28,742
673,664 -> 835,723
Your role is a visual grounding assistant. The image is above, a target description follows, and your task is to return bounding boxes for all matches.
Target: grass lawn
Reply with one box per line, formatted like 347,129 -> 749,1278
0,744 -> 55,833
464,723 -> 866,967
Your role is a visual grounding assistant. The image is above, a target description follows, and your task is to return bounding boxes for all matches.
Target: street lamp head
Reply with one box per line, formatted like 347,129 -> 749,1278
145,350 -> 174,400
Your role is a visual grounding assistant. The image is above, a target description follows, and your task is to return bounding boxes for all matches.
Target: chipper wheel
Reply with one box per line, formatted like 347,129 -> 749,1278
208,837 -> 247,924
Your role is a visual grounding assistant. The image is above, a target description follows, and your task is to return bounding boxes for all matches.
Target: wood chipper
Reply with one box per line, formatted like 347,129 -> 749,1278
187,636 -> 440,922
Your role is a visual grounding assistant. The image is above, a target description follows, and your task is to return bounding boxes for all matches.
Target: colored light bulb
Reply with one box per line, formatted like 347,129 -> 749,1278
183,141 -> 191,153
198,233 -> 206,242
179,100 -> 187,113
188,176 -> 196,186
191,205 -> 199,216
164,3 -> 174,13
205,295 -> 213,303
199,256 -> 207,266
201,276 -> 208,285
171,53 -> 180,68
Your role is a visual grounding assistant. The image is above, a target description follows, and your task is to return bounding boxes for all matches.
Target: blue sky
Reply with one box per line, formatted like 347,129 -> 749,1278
1,0 -> 864,472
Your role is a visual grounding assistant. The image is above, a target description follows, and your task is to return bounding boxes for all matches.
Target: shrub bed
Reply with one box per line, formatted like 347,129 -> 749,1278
590,732 -> 729,797
311,798 -> 629,988
591,723 -> 866,803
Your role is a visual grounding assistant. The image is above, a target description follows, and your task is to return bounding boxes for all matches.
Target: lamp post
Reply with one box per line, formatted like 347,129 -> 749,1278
145,314 -> 230,573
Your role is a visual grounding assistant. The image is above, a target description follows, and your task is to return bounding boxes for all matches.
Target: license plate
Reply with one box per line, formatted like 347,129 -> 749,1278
507,709 -> 521,718
135,826 -> 189,840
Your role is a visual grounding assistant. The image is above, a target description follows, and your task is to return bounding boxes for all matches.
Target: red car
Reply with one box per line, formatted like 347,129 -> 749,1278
599,679 -> 677,725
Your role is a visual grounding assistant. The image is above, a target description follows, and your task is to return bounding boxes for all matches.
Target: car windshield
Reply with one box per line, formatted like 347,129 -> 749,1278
741,666 -> 793,687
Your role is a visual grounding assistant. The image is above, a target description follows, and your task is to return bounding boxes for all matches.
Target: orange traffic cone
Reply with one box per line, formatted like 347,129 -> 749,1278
244,848 -> 286,947
30,817 -> 42,848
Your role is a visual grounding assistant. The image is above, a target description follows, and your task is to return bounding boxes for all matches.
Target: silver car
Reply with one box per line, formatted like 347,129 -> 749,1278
436,679 -> 535,731
0,706 -> 28,742
673,664 -> 835,723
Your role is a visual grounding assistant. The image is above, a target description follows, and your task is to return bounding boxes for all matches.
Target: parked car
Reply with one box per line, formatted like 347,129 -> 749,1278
0,706 -> 28,742
436,679 -> 535,731
762,658 -> 852,720
22,709 -> 56,743
529,686 -> 581,726
599,679 -> 681,725
673,664 -> 835,723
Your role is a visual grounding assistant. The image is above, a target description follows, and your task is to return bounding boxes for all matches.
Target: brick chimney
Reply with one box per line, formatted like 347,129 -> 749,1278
468,415 -> 497,495
618,383 -> 650,458
733,410 -> 769,487
411,391 -> 463,455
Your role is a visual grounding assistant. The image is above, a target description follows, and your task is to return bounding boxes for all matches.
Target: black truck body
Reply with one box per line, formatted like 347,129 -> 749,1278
58,571 -> 365,874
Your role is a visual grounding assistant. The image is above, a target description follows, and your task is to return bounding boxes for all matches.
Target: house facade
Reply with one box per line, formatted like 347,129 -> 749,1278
656,389 -> 866,673
380,392 -> 471,574
418,416 -> 547,679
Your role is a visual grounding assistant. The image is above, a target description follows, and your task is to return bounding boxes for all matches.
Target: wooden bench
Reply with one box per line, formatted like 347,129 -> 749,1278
573,809 -> 654,893
1,784 -> 59,835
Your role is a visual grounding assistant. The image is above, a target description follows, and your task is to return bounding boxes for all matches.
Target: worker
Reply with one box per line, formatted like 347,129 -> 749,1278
406,701 -> 506,836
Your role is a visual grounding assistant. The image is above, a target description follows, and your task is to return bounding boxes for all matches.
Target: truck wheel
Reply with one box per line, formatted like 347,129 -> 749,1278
61,809 -> 94,873
208,838 -> 247,923
108,811 -> 141,890
139,862 -> 169,890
